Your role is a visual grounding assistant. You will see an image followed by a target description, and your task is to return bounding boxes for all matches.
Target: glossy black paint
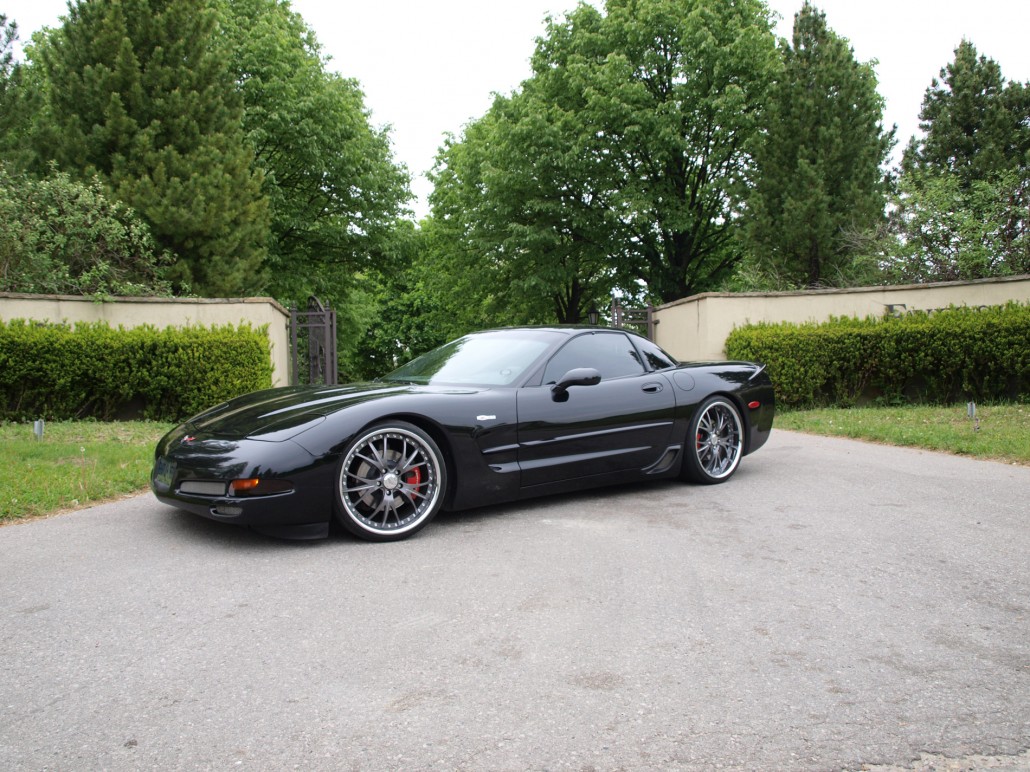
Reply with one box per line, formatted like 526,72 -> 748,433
151,327 -> 774,539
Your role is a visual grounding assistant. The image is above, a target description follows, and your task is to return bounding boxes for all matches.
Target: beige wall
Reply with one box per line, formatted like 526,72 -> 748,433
0,293 -> 292,386
653,275 -> 1030,362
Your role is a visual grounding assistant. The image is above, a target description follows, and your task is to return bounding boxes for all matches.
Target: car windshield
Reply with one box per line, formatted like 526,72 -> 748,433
382,330 -> 562,386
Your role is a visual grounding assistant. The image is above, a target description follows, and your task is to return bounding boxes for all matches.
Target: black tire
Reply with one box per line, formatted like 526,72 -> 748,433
334,421 -> 446,541
682,396 -> 744,484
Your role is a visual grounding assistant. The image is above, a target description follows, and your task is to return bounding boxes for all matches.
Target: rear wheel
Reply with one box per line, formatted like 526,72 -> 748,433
334,422 -> 446,541
682,396 -> 743,484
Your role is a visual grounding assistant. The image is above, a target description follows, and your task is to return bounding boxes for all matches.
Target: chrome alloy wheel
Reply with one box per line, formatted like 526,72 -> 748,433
337,425 -> 443,538
694,399 -> 743,480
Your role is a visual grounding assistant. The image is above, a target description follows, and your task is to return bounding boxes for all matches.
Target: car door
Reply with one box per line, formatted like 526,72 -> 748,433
516,330 -> 676,489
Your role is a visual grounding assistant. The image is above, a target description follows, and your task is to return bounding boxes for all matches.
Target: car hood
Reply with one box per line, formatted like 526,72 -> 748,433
183,382 -> 476,442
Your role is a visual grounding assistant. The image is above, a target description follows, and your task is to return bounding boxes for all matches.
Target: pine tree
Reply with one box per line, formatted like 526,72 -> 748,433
0,14 -> 14,89
0,14 -> 21,160
890,41 -> 1030,282
744,2 -> 892,288
903,40 -> 1029,184
36,0 -> 269,296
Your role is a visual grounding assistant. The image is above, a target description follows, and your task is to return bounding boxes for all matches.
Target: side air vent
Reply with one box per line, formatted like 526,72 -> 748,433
645,446 -> 681,475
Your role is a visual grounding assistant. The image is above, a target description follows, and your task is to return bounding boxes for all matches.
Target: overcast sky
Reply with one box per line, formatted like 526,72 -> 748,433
5,0 -> 1029,217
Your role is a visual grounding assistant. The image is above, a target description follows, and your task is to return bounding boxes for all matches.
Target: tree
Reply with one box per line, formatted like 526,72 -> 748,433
0,163 -> 172,296
0,14 -> 14,89
572,0 -> 780,302
743,2 -> 892,288
886,167 -> 1029,282
0,14 -> 48,174
427,116 -> 551,326
343,222 -> 457,380
891,41 -> 1030,281
428,7 -> 642,324
33,0 -> 269,296
0,14 -> 24,162
903,40 -> 1029,184
427,89 -> 625,326
426,0 -> 780,315
214,0 -> 409,308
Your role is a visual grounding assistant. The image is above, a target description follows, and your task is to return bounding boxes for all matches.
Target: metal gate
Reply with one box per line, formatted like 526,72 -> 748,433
610,301 -> 657,340
289,296 -> 338,386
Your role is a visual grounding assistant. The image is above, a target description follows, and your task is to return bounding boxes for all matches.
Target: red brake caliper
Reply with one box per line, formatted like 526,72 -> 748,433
404,466 -> 423,487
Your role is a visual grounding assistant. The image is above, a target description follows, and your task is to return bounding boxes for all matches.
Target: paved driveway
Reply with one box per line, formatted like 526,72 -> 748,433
1,431 -> 1028,770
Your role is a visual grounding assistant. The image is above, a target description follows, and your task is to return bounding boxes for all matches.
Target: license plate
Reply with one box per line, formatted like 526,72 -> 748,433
153,457 -> 175,490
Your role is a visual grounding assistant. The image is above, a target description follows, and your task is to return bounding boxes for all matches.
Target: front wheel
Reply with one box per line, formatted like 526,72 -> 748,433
334,422 -> 446,541
682,396 -> 744,484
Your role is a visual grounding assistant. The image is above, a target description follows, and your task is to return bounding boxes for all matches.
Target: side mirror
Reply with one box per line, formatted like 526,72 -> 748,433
551,367 -> 601,401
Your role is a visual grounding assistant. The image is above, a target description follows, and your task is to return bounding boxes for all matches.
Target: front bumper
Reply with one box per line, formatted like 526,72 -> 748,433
150,434 -> 336,539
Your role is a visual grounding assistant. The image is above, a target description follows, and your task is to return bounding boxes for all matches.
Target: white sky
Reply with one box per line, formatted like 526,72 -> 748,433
4,0 -> 1029,217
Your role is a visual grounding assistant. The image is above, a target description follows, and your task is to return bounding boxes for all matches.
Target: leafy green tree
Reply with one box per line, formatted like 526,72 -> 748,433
743,2 -> 892,288
886,168 -> 1029,282
426,0 -> 780,315
424,8 -> 639,325
427,94 -> 620,326
891,41 -> 1029,281
567,0 -> 780,302
33,0 -> 269,296
426,120 -> 538,327
343,222 -> 457,380
215,0 -> 409,308
0,163 -> 172,296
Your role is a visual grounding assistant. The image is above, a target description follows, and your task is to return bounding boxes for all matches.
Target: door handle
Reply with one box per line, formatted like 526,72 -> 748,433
642,382 -> 663,393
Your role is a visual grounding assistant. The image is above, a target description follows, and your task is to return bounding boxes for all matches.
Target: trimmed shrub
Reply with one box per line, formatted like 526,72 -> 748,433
0,320 -> 273,422
725,303 -> 1030,408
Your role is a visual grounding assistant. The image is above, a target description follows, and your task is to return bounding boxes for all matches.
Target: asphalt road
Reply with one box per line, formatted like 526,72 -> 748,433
1,430 -> 1028,771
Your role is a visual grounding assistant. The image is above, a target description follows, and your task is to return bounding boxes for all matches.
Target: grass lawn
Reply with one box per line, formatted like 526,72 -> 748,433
0,421 -> 173,523
775,403 -> 1030,466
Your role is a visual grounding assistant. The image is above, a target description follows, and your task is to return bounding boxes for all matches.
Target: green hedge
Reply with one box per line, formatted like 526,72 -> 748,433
0,320 -> 273,422
725,303 -> 1030,408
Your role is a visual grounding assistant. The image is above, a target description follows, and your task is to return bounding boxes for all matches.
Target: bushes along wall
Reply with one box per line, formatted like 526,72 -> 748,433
725,303 -> 1029,408
0,320 -> 273,422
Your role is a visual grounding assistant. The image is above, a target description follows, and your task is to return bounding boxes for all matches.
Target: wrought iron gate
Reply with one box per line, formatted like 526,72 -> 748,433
289,296 -> 338,386
610,301 -> 657,340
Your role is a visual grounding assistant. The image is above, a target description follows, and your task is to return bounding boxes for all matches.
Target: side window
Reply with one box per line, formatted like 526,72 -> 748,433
542,332 -> 646,383
634,337 -> 678,371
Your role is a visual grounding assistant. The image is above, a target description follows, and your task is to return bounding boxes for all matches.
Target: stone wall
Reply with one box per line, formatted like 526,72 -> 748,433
653,275 -> 1030,362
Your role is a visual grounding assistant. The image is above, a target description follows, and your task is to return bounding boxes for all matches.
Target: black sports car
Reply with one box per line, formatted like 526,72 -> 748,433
151,326 -> 774,541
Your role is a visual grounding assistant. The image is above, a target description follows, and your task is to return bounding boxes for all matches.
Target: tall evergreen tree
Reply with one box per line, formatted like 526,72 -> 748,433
890,41 -> 1030,282
744,2 -> 892,288
0,14 -> 50,174
0,14 -> 21,160
0,14 -> 14,89
902,40 -> 1029,185
34,0 -> 269,296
